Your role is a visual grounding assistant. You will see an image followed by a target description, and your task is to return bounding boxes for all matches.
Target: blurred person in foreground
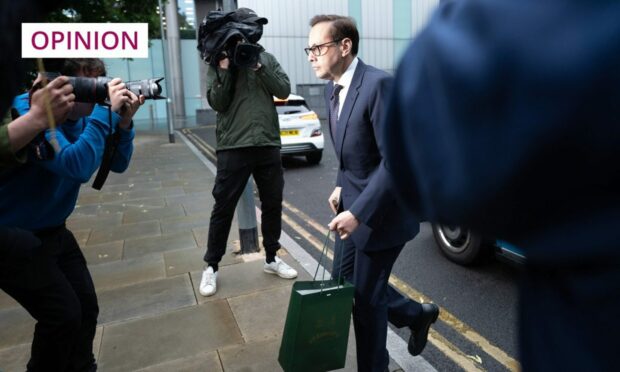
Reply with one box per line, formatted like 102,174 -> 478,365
382,1 -> 620,370
0,58 -> 144,371
307,15 -> 439,372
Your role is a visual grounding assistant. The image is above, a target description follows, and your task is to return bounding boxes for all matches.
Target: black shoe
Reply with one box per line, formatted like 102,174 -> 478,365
408,303 -> 440,356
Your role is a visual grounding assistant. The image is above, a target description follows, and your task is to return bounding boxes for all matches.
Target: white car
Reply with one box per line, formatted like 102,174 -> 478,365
274,94 -> 324,164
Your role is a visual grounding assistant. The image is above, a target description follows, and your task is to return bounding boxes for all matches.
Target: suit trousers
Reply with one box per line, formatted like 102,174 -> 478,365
204,146 -> 284,266
0,225 -> 99,372
333,236 -> 423,372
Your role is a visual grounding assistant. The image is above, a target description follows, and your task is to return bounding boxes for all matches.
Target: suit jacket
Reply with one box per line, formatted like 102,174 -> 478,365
325,59 -> 419,252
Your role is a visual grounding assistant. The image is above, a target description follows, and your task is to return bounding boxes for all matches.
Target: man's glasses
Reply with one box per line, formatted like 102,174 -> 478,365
304,39 -> 343,57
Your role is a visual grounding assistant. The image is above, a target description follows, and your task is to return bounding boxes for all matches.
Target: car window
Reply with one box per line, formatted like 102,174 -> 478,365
275,99 -> 311,115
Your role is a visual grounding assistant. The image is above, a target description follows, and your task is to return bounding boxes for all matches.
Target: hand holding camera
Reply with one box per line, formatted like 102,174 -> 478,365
29,75 -> 75,129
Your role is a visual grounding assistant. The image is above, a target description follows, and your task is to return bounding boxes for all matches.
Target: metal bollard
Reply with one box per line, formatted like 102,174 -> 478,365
236,178 -> 259,254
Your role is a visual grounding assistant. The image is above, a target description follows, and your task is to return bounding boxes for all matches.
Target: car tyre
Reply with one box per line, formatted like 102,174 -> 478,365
306,151 -> 322,165
431,224 -> 490,265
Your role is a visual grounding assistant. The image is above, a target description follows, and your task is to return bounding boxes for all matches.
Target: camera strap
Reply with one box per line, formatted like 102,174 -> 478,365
91,107 -> 120,190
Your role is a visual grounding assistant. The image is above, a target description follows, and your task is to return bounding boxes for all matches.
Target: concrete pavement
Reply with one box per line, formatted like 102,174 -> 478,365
0,132 -> 406,371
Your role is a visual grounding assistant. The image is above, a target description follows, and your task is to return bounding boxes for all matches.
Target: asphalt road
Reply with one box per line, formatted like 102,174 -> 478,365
185,121 -> 521,372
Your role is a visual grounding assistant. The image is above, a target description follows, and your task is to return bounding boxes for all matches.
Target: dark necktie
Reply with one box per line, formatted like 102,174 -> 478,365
329,84 -> 344,141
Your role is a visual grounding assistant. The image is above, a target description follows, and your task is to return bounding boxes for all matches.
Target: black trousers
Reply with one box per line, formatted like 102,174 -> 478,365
333,237 -> 423,372
204,146 -> 284,266
0,226 -> 98,372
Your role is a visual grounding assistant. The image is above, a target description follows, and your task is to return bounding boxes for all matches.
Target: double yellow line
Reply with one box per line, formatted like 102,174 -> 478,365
182,128 -> 520,372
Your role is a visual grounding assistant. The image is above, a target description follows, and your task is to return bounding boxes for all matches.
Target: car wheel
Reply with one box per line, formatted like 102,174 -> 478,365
306,151 -> 322,165
432,224 -> 489,265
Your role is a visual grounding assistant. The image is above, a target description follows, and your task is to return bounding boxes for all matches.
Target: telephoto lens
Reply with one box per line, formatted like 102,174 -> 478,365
43,73 -> 165,104
125,78 -> 165,100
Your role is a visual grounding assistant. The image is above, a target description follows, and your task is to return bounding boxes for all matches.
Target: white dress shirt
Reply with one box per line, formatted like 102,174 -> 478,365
334,57 -> 359,118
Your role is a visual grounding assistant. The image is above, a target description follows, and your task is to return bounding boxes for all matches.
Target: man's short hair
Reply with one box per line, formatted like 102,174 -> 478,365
310,15 -> 359,56
42,58 -> 106,77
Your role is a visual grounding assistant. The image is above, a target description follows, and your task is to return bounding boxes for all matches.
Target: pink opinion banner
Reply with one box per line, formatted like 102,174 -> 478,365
22,23 -> 149,58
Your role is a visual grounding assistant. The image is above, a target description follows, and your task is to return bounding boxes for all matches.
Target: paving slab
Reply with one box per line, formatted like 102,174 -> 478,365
227,285 -> 292,343
0,342 -> 30,372
97,301 -> 243,371
135,350 -> 222,372
72,204 -> 137,217
0,327 -> 104,372
66,213 -> 124,231
87,220 -> 161,246
182,198 -> 215,216
82,240 -> 124,265
89,254 -> 165,291
219,338 -> 283,372
190,256 -> 308,305
0,290 -> 20,311
122,205 -> 186,224
0,306 -> 35,349
104,197 -> 167,209
97,275 -> 196,324
163,248 -> 243,278
160,214 -> 212,235
123,231 -> 196,259
72,228 -> 91,246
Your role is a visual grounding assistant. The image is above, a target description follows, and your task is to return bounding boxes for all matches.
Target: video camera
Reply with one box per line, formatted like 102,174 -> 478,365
198,8 -> 267,69
43,72 -> 165,105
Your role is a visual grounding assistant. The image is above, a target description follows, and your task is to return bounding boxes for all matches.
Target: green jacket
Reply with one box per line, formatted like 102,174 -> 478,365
0,123 -> 26,169
206,51 -> 290,151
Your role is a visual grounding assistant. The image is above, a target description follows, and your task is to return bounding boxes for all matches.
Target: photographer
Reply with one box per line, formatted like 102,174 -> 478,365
198,8 -> 297,297
0,58 -> 144,371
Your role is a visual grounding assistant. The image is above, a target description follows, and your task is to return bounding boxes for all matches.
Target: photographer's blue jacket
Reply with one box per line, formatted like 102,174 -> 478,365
0,93 -> 134,230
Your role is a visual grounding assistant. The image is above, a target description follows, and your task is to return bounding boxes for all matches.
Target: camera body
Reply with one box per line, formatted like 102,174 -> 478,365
44,73 -> 165,104
216,38 -> 262,68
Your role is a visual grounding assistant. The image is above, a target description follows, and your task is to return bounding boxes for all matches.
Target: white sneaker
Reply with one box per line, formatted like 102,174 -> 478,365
264,257 -> 298,279
199,266 -> 218,296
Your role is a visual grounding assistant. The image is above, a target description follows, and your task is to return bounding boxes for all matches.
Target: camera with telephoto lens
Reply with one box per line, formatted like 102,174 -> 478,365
43,72 -> 165,105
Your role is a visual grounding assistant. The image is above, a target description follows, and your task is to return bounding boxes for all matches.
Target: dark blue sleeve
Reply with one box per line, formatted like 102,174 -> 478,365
38,105 -> 121,183
110,125 -> 134,173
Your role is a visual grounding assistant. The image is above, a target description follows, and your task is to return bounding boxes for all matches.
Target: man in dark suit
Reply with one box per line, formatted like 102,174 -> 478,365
383,1 -> 620,370
306,15 -> 439,372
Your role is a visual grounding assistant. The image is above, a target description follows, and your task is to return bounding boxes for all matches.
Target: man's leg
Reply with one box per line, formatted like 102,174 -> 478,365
57,228 -> 99,372
351,245 -> 403,372
0,229 -> 82,372
204,149 -> 252,270
251,147 -> 284,261
331,235 -> 355,282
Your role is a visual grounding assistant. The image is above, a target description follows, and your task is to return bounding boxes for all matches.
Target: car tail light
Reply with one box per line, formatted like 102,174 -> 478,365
311,129 -> 322,137
300,113 -> 318,120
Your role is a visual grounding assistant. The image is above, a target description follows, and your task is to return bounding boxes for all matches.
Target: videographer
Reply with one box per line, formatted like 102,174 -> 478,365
0,58 -> 144,371
198,8 -> 297,297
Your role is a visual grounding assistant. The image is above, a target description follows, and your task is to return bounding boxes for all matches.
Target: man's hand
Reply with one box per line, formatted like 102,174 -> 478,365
219,57 -> 230,70
328,211 -> 360,240
28,75 -> 75,129
106,78 -> 130,113
118,90 -> 145,130
328,186 -> 342,214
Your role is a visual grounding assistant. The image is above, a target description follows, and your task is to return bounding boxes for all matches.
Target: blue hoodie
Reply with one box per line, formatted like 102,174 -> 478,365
0,93 -> 135,230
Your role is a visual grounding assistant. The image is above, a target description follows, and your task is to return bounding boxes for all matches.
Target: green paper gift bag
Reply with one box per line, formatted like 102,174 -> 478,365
278,233 -> 354,372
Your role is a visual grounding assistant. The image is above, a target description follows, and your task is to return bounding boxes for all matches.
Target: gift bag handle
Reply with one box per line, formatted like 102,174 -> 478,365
313,230 -> 345,290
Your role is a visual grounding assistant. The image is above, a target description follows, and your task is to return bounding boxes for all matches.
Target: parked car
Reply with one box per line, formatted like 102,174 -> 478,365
432,224 -> 525,265
274,94 -> 324,164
